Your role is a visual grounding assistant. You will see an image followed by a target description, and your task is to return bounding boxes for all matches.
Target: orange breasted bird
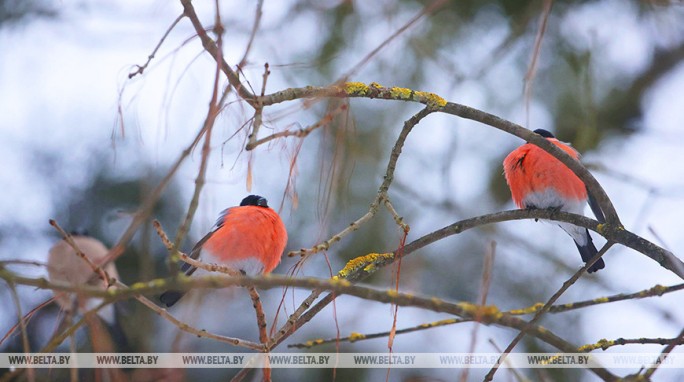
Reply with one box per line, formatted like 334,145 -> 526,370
160,195 -> 288,307
503,129 -> 606,272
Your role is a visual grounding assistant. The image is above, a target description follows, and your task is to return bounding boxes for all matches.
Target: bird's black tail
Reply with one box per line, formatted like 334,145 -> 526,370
109,303 -> 133,352
159,291 -> 184,307
574,229 -> 605,273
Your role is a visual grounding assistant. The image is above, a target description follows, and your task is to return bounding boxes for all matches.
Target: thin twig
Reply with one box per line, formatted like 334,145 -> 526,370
153,220 -> 240,277
580,336 -> 684,352
247,286 -> 269,345
288,107 -> 431,257
291,281 -> 684,350
487,339 -> 527,382
247,286 -> 271,382
484,242 -> 615,381
104,111 -> 212,272
128,13 -> 184,79
7,282 -> 34,382
523,0 -> 553,127
509,283 -> 684,316
246,101 -> 347,151
288,318 -> 472,349
245,63 -> 270,150
338,0 -> 447,81
49,219 -> 113,287
136,293 -> 263,351
237,0 -> 264,69
381,195 -> 410,234
0,297 -> 54,347
179,0 -> 256,105
288,208 -> 377,257
267,287 -> 324,349
460,241 -> 496,382
642,326 -> 684,379
168,17 -> 225,273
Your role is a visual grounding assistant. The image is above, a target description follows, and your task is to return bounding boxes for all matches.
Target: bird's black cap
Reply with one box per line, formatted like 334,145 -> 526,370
533,129 -> 555,138
240,195 -> 268,207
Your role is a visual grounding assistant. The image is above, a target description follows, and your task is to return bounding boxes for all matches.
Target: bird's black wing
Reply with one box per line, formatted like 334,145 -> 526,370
587,187 -> 606,223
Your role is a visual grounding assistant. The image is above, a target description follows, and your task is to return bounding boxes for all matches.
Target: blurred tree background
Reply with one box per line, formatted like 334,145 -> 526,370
1,0 -> 684,381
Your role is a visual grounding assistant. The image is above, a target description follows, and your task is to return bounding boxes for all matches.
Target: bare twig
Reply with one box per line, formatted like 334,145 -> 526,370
339,0 -> 448,81
289,107 -> 431,257
105,112 -> 212,272
580,336 -> 684,352
0,299 -> 111,382
168,15 -> 225,273
49,219 -> 113,287
642,326 -> 684,379
128,13 -> 184,79
288,317 -> 471,349
153,220 -> 240,277
237,0 -> 264,69
510,283 -> 684,316
0,297 -> 54,347
247,286 -> 269,345
292,281 -> 684,349
179,0 -> 256,105
267,285 -> 325,349
484,242 -> 615,381
460,241 -> 496,382
246,102 -> 347,151
7,282 -> 33,382
136,293 -> 263,351
247,286 -> 271,382
523,0 -> 553,127
244,64 -> 270,150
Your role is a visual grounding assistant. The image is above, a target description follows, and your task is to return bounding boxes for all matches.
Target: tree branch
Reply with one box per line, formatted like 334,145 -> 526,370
257,82 -> 620,229
179,0 -> 256,106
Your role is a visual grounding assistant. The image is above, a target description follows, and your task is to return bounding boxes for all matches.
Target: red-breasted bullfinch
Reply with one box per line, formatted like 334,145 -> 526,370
503,129 -> 606,272
160,195 -> 288,307
48,234 -> 119,322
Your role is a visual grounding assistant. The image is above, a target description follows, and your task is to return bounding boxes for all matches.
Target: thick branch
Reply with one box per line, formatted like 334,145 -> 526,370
0,269 -> 598,364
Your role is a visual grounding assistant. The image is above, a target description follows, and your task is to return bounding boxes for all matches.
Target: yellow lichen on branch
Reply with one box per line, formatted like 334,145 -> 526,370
343,82 -> 370,96
339,82 -> 447,109
578,338 -> 615,352
349,332 -> 366,342
508,302 -> 544,315
456,302 -> 503,322
335,252 -> 395,279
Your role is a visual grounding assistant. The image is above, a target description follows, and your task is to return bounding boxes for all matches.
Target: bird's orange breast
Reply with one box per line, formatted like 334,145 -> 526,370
503,138 -> 587,208
203,206 -> 287,274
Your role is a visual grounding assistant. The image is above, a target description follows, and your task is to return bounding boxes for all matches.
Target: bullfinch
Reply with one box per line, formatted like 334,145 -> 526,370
160,195 -> 288,307
48,234 -> 119,322
503,129 -> 605,272
48,234 -> 131,378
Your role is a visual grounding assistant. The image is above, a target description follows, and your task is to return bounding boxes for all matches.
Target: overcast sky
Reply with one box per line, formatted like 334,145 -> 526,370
1,1 -> 684,380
